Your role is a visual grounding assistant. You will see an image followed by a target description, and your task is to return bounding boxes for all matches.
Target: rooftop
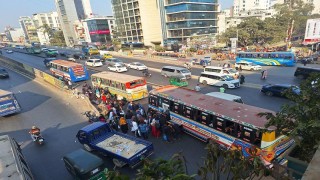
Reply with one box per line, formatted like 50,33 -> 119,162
91,71 -> 144,83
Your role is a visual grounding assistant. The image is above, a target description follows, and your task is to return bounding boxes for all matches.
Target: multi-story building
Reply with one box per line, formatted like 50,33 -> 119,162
111,0 -> 163,46
164,0 -> 219,44
81,16 -> 115,45
5,27 -> 25,42
19,16 -> 39,43
54,0 -> 93,46
32,12 -> 61,29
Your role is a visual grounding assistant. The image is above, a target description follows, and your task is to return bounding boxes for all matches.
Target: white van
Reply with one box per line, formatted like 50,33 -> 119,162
161,66 -> 192,79
206,92 -> 244,104
204,66 -> 239,77
198,72 -> 240,89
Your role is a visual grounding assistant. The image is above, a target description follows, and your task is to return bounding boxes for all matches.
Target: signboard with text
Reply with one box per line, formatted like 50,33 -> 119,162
230,38 -> 238,53
89,30 -> 110,35
303,18 -> 320,45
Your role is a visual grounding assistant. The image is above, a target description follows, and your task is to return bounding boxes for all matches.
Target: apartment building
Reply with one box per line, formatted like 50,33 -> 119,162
19,16 -> 39,43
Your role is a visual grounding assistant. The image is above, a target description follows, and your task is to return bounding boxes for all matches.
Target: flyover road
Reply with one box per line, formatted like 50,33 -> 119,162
2,50 -> 312,111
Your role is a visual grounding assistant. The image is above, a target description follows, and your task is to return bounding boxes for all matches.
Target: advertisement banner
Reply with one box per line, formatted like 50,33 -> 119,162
230,38 -> 238,53
303,18 -> 320,45
89,30 -> 110,35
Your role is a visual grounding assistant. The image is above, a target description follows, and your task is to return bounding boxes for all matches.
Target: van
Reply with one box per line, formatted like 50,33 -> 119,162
204,66 -> 239,77
161,66 -> 192,79
199,72 -> 240,89
205,92 -> 244,104
294,67 -> 320,79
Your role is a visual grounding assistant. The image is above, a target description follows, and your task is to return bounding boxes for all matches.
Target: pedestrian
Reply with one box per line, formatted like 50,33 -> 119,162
125,110 -> 133,128
303,59 -> 307,66
240,75 -> 245,84
138,121 -> 148,139
119,117 -> 128,134
261,70 -> 267,80
239,65 -> 242,72
131,119 -> 139,137
151,114 -> 161,138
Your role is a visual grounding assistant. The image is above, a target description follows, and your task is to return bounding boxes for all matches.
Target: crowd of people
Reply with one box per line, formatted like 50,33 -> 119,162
81,82 -> 182,143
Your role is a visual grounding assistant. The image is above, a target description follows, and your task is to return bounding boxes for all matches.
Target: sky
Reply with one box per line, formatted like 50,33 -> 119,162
0,0 -> 233,32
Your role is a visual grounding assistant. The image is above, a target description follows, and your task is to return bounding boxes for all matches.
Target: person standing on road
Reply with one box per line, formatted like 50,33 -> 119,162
261,70 -> 268,80
240,75 -> 245,84
138,121 -> 148,139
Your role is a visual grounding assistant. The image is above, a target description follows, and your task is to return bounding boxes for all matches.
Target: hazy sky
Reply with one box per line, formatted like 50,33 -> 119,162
0,0 -> 233,31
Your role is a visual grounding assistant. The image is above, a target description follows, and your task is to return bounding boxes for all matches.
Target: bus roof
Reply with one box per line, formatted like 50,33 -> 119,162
0,89 -> 12,96
237,51 -> 294,54
50,60 -> 83,67
150,86 -> 273,129
0,135 -> 23,180
91,71 -> 144,83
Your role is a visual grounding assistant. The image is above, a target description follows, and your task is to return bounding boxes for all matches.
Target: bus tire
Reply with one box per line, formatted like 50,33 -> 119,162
202,80 -> 207,85
83,144 -> 92,152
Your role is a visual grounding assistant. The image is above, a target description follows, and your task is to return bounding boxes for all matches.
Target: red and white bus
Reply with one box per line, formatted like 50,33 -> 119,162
50,60 -> 89,83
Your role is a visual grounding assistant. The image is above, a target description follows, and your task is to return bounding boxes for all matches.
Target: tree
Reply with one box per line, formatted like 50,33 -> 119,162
259,73 -> 320,162
41,24 -> 54,39
49,30 -> 66,47
198,141 -> 270,180
136,153 -> 195,180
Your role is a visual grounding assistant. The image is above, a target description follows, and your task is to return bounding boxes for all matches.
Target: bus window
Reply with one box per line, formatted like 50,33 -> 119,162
263,54 -> 269,58
171,102 -> 182,115
158,97 -> 163,107
183,106 -> 194,120
149,95 -> 158,107
216,117 -> 225,132
242,126 -> 254,143
253,131 -> 262,146
225,120 -> 235,136
252,54 -> 257,58
285,55 -> 292,59
245,54 -> 252,58
121,83 -> 126,90
201,112 -> 212,126
239,54 -> 245,58
271,54 -> 277,58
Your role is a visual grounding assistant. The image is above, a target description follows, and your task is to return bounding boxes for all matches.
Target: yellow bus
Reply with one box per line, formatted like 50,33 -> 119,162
91,71 -> 148,101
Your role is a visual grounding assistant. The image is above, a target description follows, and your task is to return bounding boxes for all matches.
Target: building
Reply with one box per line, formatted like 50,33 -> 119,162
303,18 -> 320,45
5,27 -> 24,42
55,0 -> 93,46
81,16 -> 115,45
32,12 -> 61,29
164,0 -> 219,44
111,0 -> 163,46
19,16 -> 39,43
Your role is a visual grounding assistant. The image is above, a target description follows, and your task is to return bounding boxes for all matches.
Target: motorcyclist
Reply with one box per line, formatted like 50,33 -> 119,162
29,126 -> 41,141
142,69 -> 149,76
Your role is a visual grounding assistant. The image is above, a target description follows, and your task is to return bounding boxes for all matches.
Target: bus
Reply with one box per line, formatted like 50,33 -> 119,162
26,42 -> 41,54
0,135 -> 34,180
236,52 -> 295,66
0,89 -> 21,117
148,86 -> 295,165
91,71 -> 148,101
50,60 -> 89,83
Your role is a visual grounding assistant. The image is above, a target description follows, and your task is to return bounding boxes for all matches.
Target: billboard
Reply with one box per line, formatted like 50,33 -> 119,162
89,30 -> 110,35
303,18 -> 320,45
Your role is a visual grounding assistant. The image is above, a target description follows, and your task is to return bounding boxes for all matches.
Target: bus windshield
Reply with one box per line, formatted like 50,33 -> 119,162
129,79 -> 146,88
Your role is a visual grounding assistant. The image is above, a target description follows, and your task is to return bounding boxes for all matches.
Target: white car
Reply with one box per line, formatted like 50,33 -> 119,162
108,64 -> 128,72
127,62 -> 147,70
235,62 -> 262,71
86,59 -> 103,67
41,48 -> 48,52
6,50 -> 13,54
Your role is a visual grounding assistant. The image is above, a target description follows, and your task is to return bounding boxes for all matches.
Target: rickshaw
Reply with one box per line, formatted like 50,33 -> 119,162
169,76 -> 188,87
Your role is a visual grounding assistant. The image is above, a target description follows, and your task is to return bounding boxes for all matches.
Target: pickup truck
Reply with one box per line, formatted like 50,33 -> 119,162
76,122 -> 154,168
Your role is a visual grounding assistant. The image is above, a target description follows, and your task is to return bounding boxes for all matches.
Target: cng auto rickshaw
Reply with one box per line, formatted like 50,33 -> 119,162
169,76 -> 188,87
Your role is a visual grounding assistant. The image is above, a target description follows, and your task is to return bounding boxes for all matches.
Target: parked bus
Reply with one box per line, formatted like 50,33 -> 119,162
50,60 -> 89,83
236,52 -> 295,66
0,135 -> 34,180
91,71 -> 148,101
0,89 -> 21,117
148,86 -> 294,165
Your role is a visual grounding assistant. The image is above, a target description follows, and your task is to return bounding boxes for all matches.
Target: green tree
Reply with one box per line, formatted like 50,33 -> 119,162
41,24 -> 54,39
198,141 -> 270,180
49,30 -> 66,47
136,153 -> 195,180
259,73 -> 320,162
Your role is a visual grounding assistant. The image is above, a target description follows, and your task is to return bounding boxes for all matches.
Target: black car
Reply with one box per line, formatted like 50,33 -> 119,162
0,68 -> 9,78
43,58 -> 57,67
261,84 -> 300,97
294,67 -> 320,79
73,52 -> 86,60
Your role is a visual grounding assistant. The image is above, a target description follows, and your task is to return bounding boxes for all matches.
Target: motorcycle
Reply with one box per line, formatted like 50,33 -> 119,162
83,111 -> 100,123
142,71 -> 152,77
33,134 -> 45,145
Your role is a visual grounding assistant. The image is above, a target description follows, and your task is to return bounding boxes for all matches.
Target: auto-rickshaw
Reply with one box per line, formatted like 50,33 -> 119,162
169,76 -> 188,87
63,149 -> 107,180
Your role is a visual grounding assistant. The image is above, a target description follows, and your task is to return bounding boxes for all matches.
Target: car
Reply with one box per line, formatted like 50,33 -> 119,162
107,63 -> 128,72
0,68 -> 9,78
73,52 -> 86,60
105,58 -> 124,65
85,59 -> 103,67
43,58 -> 57,67
41,48 -> 48,52
59,51 -> 67,56
127,62 -> 147,70
6,50 -> 13,54
90,55 -> 103,61
294,67 -> 320,79
261,84 -> 300,98
66,53 -> 76,62
45,49 -> 59,57
235,62 -> 262,71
